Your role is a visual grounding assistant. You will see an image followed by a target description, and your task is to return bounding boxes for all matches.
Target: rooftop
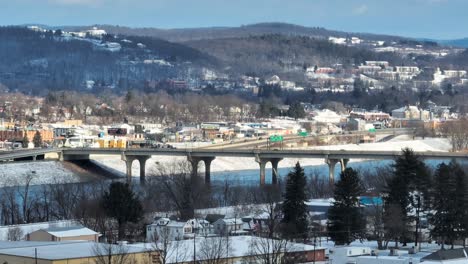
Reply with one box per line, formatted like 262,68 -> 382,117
0,241 -> 150,260
41,225 -> 99,238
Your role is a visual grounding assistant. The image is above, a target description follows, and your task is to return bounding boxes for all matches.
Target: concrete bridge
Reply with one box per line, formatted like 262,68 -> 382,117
1,147 -> 466,185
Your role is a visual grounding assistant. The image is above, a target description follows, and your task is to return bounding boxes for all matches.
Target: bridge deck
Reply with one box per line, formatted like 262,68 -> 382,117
0,147 -> 466,161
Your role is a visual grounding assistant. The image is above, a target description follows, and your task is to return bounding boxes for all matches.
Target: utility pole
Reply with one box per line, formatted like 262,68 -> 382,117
193,230 -> 196,264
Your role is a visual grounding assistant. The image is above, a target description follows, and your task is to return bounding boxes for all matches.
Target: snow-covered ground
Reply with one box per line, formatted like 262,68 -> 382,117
0,161 -> 82,187
90,136 -> 452,178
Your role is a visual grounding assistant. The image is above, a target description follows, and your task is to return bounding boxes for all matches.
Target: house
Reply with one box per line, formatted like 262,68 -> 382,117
187,219 -> 214,237
146,218 -> 192,241
329,246 -> 372,263
26,225 -> 100,242
213,218 -> 244,235
0,241 -> 153,264
392,106 -> 429,120
421,248 -> 468,263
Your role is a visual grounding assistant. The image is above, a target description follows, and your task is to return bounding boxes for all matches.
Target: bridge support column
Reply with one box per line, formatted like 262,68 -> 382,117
270,158 -> 283,185
124,157 -> 135,184
188,157 -> 200,178
203,157 -> 215,184
325,158 -> 339,185
259,159 -> 267,185
122,155 -> 151,185
188,156 -> 215,184
137,156 -> 151,185
340,158 -> 349,172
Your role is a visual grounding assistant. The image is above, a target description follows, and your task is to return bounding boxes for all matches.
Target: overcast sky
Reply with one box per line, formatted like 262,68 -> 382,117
0,0 -> 466,39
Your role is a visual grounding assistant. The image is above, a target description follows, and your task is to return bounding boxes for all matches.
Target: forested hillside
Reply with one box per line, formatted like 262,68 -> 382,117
0,27 -> 217,95
186,35 -> 409,76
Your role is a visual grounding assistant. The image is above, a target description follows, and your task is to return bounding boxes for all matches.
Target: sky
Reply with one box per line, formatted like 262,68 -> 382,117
0,0 -> 467,40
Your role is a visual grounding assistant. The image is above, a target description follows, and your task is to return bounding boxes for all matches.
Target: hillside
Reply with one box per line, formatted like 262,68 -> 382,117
0,26 -> 218,94
185,35 -> 409,76
64,22 -> 409,43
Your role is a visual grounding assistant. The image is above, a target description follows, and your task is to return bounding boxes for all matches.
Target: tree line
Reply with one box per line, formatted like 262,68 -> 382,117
327,148 -> 468,249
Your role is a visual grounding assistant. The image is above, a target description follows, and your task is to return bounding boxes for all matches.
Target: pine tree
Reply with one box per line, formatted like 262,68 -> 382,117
384,148 -> 430,246
282,162 -> 308,240
328,168 -> 365,245
33,131 -> 42,148
21,133 -> 29,148
430,161 -> 468,249
102,182 -> 143,241
430,163 -> 453,248
448,162 -> 467,247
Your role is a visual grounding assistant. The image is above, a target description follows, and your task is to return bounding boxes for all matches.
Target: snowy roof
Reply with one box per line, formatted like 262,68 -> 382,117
0,241 -> 150,260
0,220 -> 80,241
422,248 -> 468,261
217,218 -> 243,225
305,198 -> 334,207
131,236 -> 324,263
40,226 -> 99,238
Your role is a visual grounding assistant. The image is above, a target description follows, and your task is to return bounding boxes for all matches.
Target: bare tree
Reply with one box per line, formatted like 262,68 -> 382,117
150,161 -> 211,220
18,172 -> 37,223
92,243 -> 138,264
247,236 -> 289,264
253,185 -> 282,238
365,203 -> 386,250
440,119 -> 468,151
149,226 -> 188,264
198,236 -> 231,264
308,170 -> 333,198
7,226 -> 23,241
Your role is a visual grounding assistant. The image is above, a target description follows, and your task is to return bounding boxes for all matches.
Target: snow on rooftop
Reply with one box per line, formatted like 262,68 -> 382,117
0,220 -> 80,241
312,109 -> 344,123
43,226 -> 99,238
131,236 -> 323,263
0,241 -> 149,260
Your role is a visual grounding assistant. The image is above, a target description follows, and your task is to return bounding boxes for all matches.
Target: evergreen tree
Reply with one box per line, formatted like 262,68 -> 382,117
384,148 -> 431,246
21,133 -> 29,148
102,182 -> 143,240
431,161 -> 468,248
287,102 -> 306,120
430,163 -> 453,248
328,168 -> 365,245
451,162 -> 468,247
32,131 -> 42,148
282,162 -> 308,240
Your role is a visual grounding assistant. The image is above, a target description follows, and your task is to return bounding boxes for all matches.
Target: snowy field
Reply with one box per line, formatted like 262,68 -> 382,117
0,161 -> 82,187
90,136 -> 452,178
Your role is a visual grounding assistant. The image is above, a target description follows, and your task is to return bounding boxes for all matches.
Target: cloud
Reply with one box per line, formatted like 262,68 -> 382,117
352,4 -> 369,15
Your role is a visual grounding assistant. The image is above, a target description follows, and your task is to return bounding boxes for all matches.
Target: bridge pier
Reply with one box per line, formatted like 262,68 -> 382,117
188,156 -> 215,184
257,158 -> 283,185
325,158 -> 350,185
259,159 -> 267,185
340,158 -> 349,172
270,158 -> 282,185
326,158 -> 339,185
123,155 -> 151,185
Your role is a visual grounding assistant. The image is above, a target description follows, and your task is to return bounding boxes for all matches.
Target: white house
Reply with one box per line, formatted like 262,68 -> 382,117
187,219 -> 214,237
213,218 -> 244,235
146,218 -> 192,242
329,247 -> 372,264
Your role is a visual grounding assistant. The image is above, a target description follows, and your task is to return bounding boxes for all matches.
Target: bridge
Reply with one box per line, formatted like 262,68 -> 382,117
1,147 -> 466,185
